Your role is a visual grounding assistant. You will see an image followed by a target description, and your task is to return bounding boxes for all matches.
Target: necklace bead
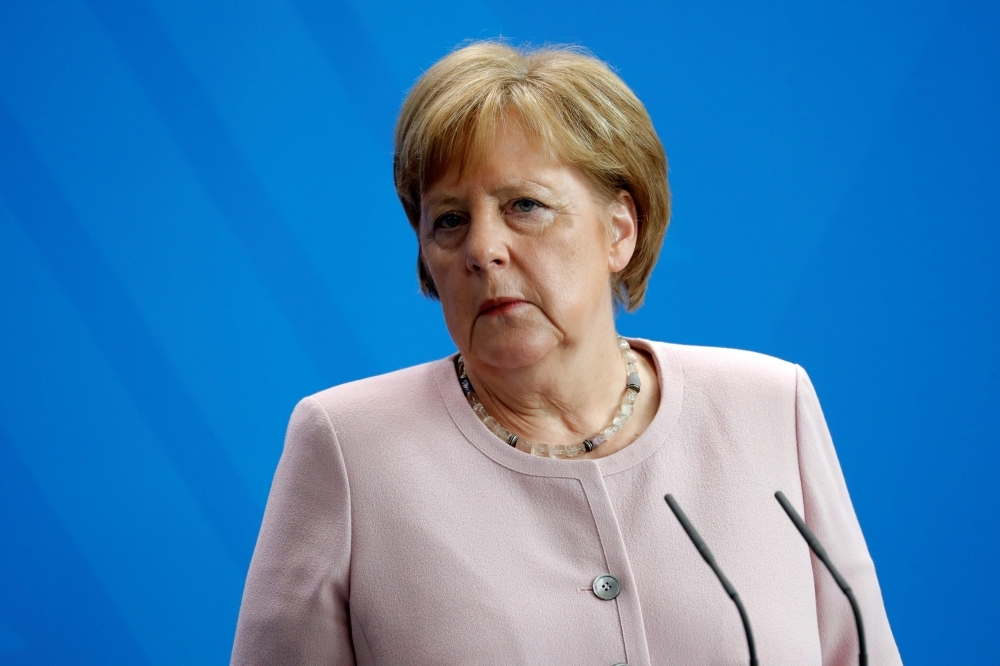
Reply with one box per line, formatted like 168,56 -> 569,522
455,336 -> 641,458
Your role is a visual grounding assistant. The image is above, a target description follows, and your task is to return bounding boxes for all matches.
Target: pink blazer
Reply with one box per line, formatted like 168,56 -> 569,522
232,340 -> 901,665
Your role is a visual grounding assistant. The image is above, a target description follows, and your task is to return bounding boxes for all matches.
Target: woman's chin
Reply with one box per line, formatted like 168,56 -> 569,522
469,326 -> 559,370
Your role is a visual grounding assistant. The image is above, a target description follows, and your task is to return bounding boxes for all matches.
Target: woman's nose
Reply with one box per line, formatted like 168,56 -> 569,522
465,214 -> 509,273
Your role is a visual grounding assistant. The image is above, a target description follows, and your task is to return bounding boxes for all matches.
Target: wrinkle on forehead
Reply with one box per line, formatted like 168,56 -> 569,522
423,112 -> 555,193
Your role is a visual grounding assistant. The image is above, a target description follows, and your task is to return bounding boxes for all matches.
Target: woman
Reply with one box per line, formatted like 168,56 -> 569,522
232,42 -> 901,665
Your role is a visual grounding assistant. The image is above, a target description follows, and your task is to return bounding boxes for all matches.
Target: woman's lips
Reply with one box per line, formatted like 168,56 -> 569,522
478,298 -> 525,316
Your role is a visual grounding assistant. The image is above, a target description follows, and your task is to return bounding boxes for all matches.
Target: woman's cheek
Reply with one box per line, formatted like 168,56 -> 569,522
439,276 -> 477,336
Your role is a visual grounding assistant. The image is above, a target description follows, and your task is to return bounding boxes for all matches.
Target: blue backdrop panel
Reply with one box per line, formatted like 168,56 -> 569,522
0,0 -> 996,663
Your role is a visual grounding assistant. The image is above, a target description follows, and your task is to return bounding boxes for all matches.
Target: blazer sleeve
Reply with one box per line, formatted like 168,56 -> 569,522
231,396 -> 356,665
795,365 -> 903,666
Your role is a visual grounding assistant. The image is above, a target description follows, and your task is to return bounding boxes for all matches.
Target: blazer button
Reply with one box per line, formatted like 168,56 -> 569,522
592,574 -> 621,600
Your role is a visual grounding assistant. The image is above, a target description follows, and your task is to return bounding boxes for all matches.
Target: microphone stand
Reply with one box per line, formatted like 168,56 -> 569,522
664,494 -> 759,666
774,491 -> 868,666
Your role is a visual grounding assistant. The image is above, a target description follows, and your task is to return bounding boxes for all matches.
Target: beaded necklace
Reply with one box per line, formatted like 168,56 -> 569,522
455,336 -> 641,458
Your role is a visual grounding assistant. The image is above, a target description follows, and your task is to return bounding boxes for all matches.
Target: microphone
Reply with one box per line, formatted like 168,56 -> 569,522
664,494 -> 759,666
774,490 -> 868,666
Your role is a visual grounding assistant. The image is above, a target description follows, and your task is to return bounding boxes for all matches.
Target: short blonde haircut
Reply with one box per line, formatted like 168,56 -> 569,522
394,41 -> 670,311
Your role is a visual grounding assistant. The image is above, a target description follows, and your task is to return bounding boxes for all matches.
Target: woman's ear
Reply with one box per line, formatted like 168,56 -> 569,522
608,190 -> 639,273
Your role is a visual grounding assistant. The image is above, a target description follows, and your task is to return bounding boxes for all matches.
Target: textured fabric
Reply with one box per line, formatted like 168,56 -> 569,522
232,340 -> 901,666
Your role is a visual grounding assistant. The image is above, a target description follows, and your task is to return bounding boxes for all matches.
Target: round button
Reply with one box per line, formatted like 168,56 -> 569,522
592,574 -> 621,600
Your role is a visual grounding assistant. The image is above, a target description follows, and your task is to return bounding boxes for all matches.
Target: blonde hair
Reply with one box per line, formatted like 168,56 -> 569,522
394,41 -> 670,311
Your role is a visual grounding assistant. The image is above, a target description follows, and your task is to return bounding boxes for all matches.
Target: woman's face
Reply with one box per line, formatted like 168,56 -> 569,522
419,122 -> 637,370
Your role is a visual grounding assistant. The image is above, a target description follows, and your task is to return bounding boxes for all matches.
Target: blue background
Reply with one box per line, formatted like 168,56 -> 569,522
0,0 -> 997,663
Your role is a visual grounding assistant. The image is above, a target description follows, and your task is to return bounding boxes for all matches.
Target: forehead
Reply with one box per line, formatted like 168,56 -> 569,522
425,124 -> 562,193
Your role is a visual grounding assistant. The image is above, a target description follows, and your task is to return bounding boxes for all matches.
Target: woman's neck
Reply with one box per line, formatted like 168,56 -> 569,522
463,326 -> 641,452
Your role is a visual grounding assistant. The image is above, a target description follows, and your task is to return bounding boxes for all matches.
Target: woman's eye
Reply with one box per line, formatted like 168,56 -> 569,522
434,213 -> 465,230
511,199 -> 541,213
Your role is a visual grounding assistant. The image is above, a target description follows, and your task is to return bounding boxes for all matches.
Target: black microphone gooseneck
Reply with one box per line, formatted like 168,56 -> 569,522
664,494 -> 759,666
774,491 -> 868,666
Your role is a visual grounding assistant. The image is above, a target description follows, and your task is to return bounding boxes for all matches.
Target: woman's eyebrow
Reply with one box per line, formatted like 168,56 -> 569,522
423,194 -> 465,211
491,180 -> 557,199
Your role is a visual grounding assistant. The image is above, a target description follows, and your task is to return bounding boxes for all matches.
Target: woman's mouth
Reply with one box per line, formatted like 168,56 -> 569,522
478,298 -> 525,316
